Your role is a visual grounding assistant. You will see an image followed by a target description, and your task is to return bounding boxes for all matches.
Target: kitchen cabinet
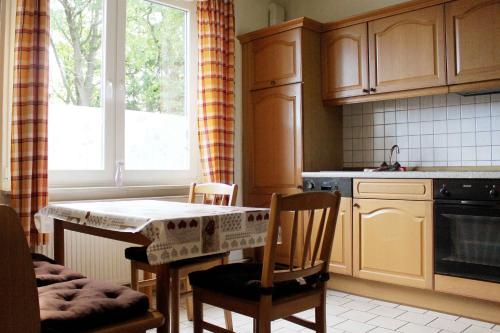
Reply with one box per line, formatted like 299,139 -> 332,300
368,5 -> 446,94
446,0 -> 500,85
248,29 -> 302,90
353,198 -> 433,289
321,23 -> 369,99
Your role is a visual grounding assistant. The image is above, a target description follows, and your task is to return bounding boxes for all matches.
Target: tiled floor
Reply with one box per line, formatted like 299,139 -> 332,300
149,289 -> 500,333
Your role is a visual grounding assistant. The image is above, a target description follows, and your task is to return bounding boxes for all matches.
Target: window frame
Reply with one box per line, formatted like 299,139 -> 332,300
48,0 -> 199,188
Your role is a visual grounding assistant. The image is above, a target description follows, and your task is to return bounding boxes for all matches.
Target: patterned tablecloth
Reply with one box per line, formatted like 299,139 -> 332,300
35,200 -> 270,265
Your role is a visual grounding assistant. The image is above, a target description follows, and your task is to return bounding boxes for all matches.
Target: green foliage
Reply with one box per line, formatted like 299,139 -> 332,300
49,0 -> 186,114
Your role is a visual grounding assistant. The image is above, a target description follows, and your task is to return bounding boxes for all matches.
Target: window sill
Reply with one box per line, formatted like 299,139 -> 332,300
48,184 -> 191,202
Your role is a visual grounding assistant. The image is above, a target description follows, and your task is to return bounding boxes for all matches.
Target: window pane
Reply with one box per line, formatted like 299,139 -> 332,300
48,0 -> 105,170
124,0 -> 188,170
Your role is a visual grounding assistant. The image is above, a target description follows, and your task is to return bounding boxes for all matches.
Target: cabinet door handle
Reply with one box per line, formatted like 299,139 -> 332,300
362,89 -> 369,93
370,88 -> 376,92
353,203 -> 360,208
270,80 -> 276,86
297,185 -> 303,190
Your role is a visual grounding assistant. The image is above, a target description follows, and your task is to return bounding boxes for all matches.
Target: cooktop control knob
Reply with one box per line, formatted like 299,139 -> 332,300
304,180 -> 315,191
489,187 -> 498,199
440,185 -> 449,196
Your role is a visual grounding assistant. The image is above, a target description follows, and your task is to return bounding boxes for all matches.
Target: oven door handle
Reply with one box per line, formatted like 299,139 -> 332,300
435,199 -> 500,207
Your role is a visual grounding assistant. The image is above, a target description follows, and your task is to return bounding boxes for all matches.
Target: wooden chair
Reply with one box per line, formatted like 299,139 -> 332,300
126,182 -> 238,333
0,205 -> 164,333
189,191 -> 341,333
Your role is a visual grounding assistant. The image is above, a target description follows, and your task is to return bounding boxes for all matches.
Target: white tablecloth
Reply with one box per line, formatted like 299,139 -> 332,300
35,200 -> 270,265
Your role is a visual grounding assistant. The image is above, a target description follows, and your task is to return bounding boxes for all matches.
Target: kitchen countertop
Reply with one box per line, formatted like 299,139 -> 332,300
302,171 -> 500,179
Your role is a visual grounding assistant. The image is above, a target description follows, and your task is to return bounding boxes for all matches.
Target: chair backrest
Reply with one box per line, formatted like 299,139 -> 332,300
0,205 -> 40,333
260,191 -> 341,288
188,182 -> 238,206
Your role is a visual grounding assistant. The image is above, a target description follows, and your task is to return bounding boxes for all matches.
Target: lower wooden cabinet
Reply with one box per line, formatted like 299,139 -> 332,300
353,198 -> 433,289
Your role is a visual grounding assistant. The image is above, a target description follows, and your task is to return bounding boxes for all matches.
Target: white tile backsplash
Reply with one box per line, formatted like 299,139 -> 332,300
342,93 -> 500,167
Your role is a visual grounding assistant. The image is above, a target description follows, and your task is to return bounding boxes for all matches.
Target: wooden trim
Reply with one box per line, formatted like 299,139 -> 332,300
324,86 -> 449,106
328,274 -> 500,325
353,179 -> 433,200
322,0 -> 451,31
435,274 -> 500,304
448,79 -> 500,94
238,17 -> 322,44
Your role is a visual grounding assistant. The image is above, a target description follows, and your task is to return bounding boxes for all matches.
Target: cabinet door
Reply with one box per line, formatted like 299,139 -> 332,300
353,199 -> 433,289
249,29 -> 302,90
245,83 -> 302,196
321,24 -> 369,99
368,5 -> 446,93
446,0 -> 500,84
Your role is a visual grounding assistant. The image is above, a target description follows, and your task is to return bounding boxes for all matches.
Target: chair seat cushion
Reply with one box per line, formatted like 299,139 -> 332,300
124,246 -> 226,268
188,263 -> 325,301
39,278 -> 149,333
32,252 -> 57,264
33,260 -> 86,287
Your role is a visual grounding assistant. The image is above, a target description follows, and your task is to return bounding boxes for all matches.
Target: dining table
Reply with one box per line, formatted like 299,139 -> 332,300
35,199 -> 271,333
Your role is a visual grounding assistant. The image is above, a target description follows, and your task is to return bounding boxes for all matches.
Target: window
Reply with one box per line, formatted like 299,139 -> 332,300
48,0 -> 197,187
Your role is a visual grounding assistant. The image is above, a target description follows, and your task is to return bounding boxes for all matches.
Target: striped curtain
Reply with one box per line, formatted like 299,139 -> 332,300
197,0 -> 235,184
11,0 -> 50,246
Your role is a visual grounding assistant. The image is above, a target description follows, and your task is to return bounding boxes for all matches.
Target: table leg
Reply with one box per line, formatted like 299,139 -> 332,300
171,268 -> 179,333
156,264 -> 171,333
54,219 -> 65,265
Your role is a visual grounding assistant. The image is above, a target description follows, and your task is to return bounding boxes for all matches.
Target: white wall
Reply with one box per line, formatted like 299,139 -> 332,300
283,0 -> 410,22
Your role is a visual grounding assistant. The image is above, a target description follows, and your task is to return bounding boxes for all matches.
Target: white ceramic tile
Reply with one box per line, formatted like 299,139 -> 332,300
353,127 -> 363,139
492,131 -> 500,145
493,324 -> 500,331
421,121 -> 434,135
385,124 -> 396,137
492,116 -> 500,130
421,108 -> 434,121
447,147 -> 461,161
434,107 -> 447,120
353,151 -> 363,162
374,112 -> 385,125
433,120 -> 447,134
396,305 -> 427,314
363,102 -> 373,114
461,132 -> 476,146
424,311 -> 458,321
374,137 -> 385,149
343,139 -> 353,150
434,148 -> 447,162
433,94 -> 447,107
385,137 -> 397,149
421,135 -> 433,148
434,134 -> 447,147
492,93 -> 500,102
363,138 -> 374,150
408,109 -> 421,122
476,103 -> 490,117
447,105 -> 461,119
491,102 -> 500,116
363,114 -> 374,126
374,125 -> 385,138
462,147 -> 476,161
385,100 -> 396,111
422,148 -> 434,162
408,97 -> 420,110
396,312 -> 437,325
363,150 -> 374,163
352,115 -> 363,126
370,328 -> 398,333
398,148 -> 409,162
396,110 -> 408,123
427,317 -> 471,333
373,101 -> 385,113
464,326 -> 497,333
461,104 -> 475,118
397,136 -> 409,149
369,306 -> 406,318
420,96 -> 433,108
477,160 -> 492,166
353,138 -> 363,150
447,119 -> 461,133
476,132 -> 492,146
374,149 -> 385,162
352,103 -> 363,114
343,151 -> 353,162
461,118 -> 475,132
396,98 -> 408,111
385,111 -> 396,124
461,95 -> 475,105
397,123 -> 408,136
447,93 -> 461,106
408,122 -> 421,135
363,125 -> 374,138
343,115 -> 352,128
367,316 -> 407,330
447,133 -> 461,147
335,319 -> 375,333
456,318 -> 495,329
409,136 -> 420,148
398,323 -> 440,333
340,309 -> 378,322
476,95 -> 491,104
492,146 -> 500,159
476,117 -> 491,132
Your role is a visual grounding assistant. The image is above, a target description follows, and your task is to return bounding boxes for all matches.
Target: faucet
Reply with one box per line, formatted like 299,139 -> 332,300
389,144 -> 400,166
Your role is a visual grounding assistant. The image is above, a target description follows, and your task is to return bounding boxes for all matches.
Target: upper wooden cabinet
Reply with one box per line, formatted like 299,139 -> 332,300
249,29 -> 302,90
446,0 -> 500,84
321,23 -> 369,99
246,83 -> 303,195
368,5 -> 447,94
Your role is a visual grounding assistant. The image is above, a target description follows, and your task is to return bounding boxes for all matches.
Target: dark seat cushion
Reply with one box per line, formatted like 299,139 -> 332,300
124,246 -> 227,268
33,260 -> 86,287
32,252 -> 57,264
39,278 -> 149,333
188,263 -> 326,301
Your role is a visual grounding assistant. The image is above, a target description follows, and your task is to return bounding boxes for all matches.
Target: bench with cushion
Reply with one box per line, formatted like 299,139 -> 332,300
0,205 -> 164,333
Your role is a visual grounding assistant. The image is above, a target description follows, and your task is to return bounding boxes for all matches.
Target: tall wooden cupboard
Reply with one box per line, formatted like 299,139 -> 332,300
238,18 -> 343,263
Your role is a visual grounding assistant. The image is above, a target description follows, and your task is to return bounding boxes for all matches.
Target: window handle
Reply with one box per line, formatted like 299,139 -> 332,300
115,160 -> 124,187
106,81 -> 114,100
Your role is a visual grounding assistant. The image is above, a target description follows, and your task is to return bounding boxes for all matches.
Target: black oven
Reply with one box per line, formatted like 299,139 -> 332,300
434,179 -> 500,283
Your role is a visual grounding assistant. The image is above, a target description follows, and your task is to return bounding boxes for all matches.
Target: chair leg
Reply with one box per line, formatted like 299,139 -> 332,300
315,286 -> 327,333
224,309 -> 233,331
186,295 -> 193,321
142,271 -> 154,300
171,268 -> 180,333
256,319 -> 271,333
130,261 -> 138,290
193,289 -> 203,333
